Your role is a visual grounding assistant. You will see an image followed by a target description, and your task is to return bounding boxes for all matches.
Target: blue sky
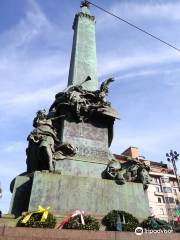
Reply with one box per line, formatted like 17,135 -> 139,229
0,0 -> 180,213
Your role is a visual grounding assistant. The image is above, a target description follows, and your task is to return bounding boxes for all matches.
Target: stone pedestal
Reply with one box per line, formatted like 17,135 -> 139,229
60,120 -> 111,164
10,171 -> 150,221
9,175 -> 32,218
55,159 -> 106,178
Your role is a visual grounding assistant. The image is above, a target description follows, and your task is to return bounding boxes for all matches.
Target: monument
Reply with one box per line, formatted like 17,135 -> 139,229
9,1 -> 150,221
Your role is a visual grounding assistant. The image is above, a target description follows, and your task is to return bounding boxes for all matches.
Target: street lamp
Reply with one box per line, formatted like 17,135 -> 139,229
166,150 -> 180,192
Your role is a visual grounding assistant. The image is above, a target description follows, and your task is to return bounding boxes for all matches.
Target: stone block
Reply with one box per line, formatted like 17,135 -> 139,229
61,120 -> 110,164
9,175 -> 32,217
0,217 -> 17,227
28,172 -> 150,221
0,227 -> 180,240
55,159 -> 106,178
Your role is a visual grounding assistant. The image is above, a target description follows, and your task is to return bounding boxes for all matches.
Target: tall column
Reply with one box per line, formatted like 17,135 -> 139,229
67,3 -> 98,91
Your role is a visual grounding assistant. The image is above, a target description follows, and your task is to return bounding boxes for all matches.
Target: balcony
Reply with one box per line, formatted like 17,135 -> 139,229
154,191 -> 164,196
161,182 -> 172,188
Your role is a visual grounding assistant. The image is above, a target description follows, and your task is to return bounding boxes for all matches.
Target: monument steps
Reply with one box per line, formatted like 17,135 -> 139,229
1,237 -> 65,240
0,227 -> 180,240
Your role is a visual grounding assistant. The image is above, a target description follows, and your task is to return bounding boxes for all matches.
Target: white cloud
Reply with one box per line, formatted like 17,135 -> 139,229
118,2 -> 180,21
0,0 -> 69,85
0,0 -> 48,52
0,55 -> 68,91
113,68 -> 180,86
111,124 -> 180,165
1,84 -> 62,111
0,141 -> 26,153
98,50 -> 180,76
97,1 -> 180,28
0,0 -> 69,119
96,0 -> 180,76
0,141 -> 26,179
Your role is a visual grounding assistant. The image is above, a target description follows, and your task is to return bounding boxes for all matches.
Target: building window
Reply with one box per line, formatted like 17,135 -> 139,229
161,177 -> 169,183
160,208 -> 164,215
156,186 -> 160,192
171,181 -> 176,187
155,178 -> 160,184
158,197 -> 162,203
165,197 -> 175,204
168,208 -> 176,216
168,208 -> 172,215
163,187 -> 172,193
173,189 -> 177,195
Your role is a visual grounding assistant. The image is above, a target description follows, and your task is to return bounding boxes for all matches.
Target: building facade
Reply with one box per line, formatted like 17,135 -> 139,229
115,147 -> 180,222
147,162 -> 180,222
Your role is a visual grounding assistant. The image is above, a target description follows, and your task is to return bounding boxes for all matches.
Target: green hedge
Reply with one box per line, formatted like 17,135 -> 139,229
63,215 -> 100,230
17,212 -> 56,228
102,210 -> 139,231
141,217 -> 172,230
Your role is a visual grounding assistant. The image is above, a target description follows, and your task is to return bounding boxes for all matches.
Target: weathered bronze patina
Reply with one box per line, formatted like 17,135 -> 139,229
26,110 -> 76,172
103,158 -> 151,189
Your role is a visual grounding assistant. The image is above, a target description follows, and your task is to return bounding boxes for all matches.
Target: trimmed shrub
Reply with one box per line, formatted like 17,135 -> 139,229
102,210 -> 139,232
17,212 -> 56,228
141,217 -> 172,230
173,221 -> 180,233
63,215 -> 100,230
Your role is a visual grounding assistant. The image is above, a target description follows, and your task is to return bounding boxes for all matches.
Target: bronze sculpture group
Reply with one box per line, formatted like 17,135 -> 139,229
49,77 -> 119,122
26,77 -> 151,189
26,110 -> 76,172
103,158 -> 151,190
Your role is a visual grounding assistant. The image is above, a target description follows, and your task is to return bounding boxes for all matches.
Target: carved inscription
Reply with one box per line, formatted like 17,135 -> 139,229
64,121 -> 108,143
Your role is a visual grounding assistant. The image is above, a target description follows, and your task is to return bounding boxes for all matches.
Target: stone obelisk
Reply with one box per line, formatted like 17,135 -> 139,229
59,2 -> 111,166
68,2 -> 98,91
